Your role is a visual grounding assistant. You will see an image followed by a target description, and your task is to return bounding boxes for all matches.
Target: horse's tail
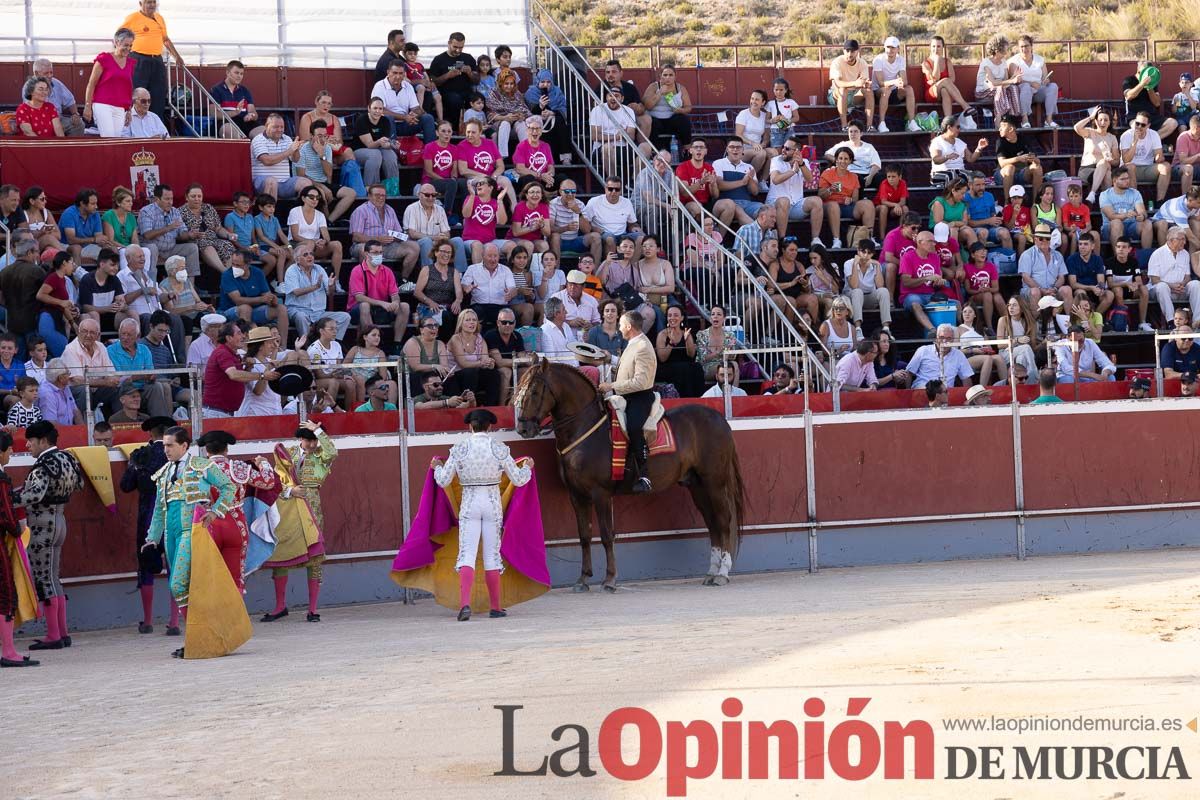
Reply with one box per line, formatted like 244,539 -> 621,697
728,445 -> 748,558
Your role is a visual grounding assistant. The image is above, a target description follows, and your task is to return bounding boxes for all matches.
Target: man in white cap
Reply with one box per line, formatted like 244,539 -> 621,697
187,312 -> 227,369
1018,222 -> 1071,306
932,221 -> 964,296
551,269 -> 600,333
872,37 -> 919,133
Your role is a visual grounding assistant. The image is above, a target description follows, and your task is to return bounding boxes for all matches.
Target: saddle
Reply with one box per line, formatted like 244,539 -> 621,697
606,392 -> 665,438
606,394 -> 676,482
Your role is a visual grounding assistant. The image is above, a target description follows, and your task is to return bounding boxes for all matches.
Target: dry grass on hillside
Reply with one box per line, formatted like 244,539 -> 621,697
540,0 -> 1200,66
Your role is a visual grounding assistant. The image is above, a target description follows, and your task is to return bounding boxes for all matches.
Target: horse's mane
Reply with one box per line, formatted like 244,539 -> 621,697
519,359 -> 597,393
516,360 -> 601,415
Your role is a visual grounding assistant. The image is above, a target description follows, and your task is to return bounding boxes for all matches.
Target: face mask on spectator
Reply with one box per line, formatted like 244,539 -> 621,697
175,269 -> 188,282
232,267 -> 246,278
369,254 -> 384,266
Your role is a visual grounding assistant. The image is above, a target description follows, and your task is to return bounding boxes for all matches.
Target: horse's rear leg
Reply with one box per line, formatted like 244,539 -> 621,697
709,479 -> 737,586
594,494 -> 618,592
686,481 -> 723,586
569,491 -> 594,592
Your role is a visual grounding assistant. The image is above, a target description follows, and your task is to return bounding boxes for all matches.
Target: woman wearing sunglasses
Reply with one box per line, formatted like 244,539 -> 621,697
288,188 -> 344,288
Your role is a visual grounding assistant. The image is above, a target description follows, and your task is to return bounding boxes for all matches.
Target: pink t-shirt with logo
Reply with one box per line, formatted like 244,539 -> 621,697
934,237 -> 961,301
457,138 -> 501,176
463,197 -> 499,242
898,249 -> 941,304
513,139 -> 554,176
965,261 -> 998,293
422,142 -> 456,180
510,201 -> 550,242
882,226 -> 915,265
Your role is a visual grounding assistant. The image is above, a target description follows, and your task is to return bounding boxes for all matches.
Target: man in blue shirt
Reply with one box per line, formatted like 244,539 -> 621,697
280,244 -> 350,340
210,59 -> 258,138
1099,166 -> 1153,249
218,251 -> 290,344
1064,234 -> 1114,313
137,184 -> 201,275
894,324 -> 976,389
964,173 -> 1012,248
60,188 -> 118,264
107,318 -> 174,416
221,191 -> 260,256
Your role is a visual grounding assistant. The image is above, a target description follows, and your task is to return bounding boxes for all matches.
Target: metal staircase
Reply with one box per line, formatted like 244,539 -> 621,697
528,1 -> 835,393
165,58 -> 249,139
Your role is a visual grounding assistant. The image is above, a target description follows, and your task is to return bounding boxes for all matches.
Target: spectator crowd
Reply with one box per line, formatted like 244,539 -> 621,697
4,14 -> 1199,425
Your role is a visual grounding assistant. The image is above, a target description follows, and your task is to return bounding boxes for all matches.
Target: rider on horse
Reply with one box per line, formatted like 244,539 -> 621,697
598,309 -> 656,494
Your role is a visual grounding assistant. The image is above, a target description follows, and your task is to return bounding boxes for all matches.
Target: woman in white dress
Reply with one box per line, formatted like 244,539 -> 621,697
431,408 -> 532,621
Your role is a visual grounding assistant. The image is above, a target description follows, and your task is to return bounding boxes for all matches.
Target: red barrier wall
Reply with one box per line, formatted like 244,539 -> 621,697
813,415 -> 1016,520
27,397 -> 1200,583
1020,407 -> 1200,510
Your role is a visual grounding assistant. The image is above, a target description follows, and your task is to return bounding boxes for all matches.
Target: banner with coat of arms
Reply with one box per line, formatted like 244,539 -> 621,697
0,139 -> 251,209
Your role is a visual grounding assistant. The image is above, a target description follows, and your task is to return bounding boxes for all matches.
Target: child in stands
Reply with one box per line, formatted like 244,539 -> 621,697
1172,73 -> 1197,130
1002,184 -> 1031,257
461,92 -> 490,137
874,163 -> 909,243
1060,183 -> 1099,255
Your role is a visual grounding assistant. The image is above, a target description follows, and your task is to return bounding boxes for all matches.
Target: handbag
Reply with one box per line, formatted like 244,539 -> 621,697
845,224 -> 871,248
613,281 -> 645,309
394,135 -> 424,166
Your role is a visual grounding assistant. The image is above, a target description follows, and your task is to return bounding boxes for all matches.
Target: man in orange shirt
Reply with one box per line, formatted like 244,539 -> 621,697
121,0 -> 185,121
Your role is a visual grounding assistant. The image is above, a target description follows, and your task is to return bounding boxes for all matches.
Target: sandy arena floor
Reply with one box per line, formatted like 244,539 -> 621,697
4,549 -> 1199,799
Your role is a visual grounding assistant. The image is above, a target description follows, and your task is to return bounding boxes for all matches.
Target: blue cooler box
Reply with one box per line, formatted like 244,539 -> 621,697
927,301 -> 958,328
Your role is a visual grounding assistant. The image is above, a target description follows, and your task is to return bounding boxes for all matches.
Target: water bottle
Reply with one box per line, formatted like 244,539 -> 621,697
669,135 -> 679,163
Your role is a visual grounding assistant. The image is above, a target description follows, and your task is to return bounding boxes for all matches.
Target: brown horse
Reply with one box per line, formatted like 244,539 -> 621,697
514,360 -> 746,591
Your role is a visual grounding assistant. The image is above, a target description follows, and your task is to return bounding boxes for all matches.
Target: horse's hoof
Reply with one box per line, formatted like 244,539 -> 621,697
711,575 -> 730,587
602,583 -> 617,593
572,582 -> 590,593
701,575 -> 715,586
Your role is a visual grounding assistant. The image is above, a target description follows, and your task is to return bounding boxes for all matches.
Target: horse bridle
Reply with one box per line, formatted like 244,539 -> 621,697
520,366 -> 607,455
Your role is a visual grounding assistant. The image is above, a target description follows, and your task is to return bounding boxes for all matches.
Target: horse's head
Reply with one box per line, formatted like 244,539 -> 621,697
514,356 -> 555,439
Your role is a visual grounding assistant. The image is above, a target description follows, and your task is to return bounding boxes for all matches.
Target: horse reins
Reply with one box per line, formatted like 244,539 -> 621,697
519,365 -> 608,456
556,412 -> 607,456
539,373 -> 607,456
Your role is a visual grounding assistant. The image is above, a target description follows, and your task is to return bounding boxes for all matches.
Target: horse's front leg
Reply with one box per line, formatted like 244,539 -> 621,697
569,490 -> 594,592
594,494 -> 618,592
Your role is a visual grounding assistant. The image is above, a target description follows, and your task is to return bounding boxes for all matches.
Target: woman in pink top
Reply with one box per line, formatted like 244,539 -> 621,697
84,28 -> 136,138
512,116 -> 558,195
461,176 -> 511,262
509,183 -> 551,257
456,119 -> 517,208
423,120 -> 466,216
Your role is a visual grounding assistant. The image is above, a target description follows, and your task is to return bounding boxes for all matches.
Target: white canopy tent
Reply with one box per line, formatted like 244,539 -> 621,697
0,0 -> 531,67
